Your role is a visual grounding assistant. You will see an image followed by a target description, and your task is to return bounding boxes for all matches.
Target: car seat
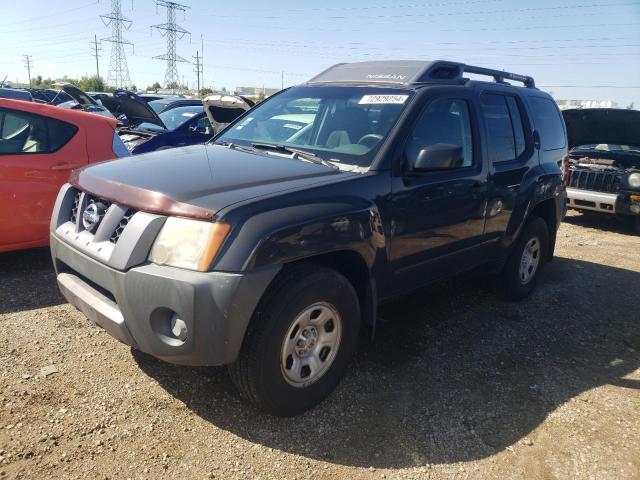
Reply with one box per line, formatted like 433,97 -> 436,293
325,107 -> 369,148
23,122 -> 48,153
0,123 -> 30,153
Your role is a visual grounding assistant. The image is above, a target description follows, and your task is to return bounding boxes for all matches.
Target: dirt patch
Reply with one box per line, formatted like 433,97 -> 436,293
1,210 -> 639,479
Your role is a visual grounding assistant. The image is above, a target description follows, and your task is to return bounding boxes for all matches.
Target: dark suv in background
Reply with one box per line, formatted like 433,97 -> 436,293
50,60 -> 567,415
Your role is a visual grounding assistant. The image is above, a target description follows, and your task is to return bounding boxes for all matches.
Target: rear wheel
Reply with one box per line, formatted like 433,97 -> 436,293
228,265 -> 360,416
498,216 -> 549,300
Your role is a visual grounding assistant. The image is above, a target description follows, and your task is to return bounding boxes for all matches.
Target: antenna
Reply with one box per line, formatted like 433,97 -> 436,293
152,1 -> 190,90
23,55 -> 33,88
101,0 -> 133,89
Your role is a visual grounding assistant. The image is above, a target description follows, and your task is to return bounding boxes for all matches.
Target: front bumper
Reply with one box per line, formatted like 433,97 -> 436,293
566,187 -> 640,216
51,234 -> 279,366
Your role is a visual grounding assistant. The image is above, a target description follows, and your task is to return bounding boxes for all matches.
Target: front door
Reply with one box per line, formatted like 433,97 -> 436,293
0,108 -> 84,250
389,95 -> 488,294
179,114 -> 215,147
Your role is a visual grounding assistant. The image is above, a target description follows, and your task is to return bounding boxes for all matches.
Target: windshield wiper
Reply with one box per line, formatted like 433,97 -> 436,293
251,143 -> 337,169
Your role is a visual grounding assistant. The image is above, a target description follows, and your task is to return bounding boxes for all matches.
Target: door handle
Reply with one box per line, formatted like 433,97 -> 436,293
50,163 -> 76,171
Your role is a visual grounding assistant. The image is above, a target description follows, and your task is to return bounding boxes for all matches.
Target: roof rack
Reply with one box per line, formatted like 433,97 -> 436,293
454,64 -> 535,89
306,60 -> 536,89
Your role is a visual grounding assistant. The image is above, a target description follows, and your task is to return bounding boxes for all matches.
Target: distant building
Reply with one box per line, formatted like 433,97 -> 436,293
232,86 -> 280,99
556,99 -> 618,110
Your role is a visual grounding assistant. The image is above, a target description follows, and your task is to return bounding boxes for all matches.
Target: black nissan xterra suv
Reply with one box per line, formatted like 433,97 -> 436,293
50,61 -> 567,415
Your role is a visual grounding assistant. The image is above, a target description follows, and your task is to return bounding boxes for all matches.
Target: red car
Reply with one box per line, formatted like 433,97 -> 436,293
0,98 -> 128,252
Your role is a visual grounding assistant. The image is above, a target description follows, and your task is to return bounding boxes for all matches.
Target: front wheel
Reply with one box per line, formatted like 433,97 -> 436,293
498,216 -> 549,300
228,265 -> 360,416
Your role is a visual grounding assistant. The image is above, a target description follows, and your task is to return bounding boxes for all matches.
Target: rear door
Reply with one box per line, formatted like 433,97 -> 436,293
0,107 -> 84,250
480,90 -> 538,239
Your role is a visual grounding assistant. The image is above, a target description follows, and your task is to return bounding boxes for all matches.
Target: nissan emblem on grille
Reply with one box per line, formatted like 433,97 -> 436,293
82,202 -> 107,232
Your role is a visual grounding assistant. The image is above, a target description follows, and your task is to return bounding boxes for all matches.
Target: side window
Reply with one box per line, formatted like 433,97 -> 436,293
480,94 -> 515,162
405,98 -> 474,168
0,108 -> 75,155
48,118 -> 77,151
505,96 -> 526,157
195,115 -> 213,135
530,97 -> 566,150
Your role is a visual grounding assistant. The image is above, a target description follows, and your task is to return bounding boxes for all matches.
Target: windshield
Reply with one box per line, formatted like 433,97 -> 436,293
216,86 -> 412,167
148,99 -> 172,113
574,143 -> 640,154
139,105 -> 203,131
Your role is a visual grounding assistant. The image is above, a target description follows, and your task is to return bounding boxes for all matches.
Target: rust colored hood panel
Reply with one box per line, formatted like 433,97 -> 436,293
70,144 -> 342,220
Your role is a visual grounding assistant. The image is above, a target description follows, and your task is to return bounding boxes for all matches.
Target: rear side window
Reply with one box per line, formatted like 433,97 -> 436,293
48,118 -> 78,151
0,108 -> 77,154
529,97 -> 565,150
480,94 -> 526,163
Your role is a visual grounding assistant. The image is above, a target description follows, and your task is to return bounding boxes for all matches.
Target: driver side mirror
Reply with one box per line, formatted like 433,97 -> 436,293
412,143 -> 464,171
189,125 -> 208,135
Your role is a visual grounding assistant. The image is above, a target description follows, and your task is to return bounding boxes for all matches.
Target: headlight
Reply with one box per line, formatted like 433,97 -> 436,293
628,172 -> 640,189
148,217 -> 230,271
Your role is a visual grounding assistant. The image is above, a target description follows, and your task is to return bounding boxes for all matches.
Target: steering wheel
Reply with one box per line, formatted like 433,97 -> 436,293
357,134 -> 384,149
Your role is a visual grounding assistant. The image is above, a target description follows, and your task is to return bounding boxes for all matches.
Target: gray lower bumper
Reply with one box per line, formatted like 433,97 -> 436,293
51,234 -> 279,366
566,187 -> 617,214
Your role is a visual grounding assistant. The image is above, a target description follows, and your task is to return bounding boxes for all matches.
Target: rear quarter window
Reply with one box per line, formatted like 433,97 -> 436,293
48,118 -> 78,151
530,97 -> 566,151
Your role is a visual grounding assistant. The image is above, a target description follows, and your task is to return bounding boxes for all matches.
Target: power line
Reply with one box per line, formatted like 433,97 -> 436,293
101,0 -> 133,88
7,1 -> 99,27
152,0 -> 190,89
23,55 -> 33,88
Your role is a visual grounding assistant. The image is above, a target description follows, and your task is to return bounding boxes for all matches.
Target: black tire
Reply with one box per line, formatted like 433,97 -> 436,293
498,216 -> 549,300
228,265 -> 360,416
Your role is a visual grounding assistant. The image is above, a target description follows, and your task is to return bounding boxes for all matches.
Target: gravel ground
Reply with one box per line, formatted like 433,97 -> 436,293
1,210 -> 639,480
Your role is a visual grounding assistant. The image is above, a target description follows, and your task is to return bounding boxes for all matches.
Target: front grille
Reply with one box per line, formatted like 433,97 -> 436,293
70,191 -> 81,224
68,189 -> 136,243
110,209 -> 134,243
568,168 -> 620,193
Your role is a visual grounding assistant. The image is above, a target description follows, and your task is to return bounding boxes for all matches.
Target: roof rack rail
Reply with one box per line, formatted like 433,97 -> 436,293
462,64 -> 535,89
306,60 -> 536,89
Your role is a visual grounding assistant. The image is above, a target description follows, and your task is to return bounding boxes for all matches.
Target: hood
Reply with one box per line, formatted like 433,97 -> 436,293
70,144 -> 348,219
562,108 -> 640,150
54,83 -> 97,106
203,94 -> 254,134
110,90 -> 166,128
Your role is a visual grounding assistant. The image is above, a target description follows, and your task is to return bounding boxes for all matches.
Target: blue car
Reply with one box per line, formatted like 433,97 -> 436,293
119,105 -> 213,154
110,90 -> 253,154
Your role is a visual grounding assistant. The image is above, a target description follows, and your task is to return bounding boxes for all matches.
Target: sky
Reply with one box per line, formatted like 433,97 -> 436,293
0,0 -> 639,106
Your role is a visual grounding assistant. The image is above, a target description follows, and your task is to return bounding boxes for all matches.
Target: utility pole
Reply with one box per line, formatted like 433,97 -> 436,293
152,1 -> 190,90
23,55 -> 33,88
101,0 -> 133,89
192,50 -> 202,94
200,34 -> 204,90
91,34 -> 102,79
281,71 -> 284,90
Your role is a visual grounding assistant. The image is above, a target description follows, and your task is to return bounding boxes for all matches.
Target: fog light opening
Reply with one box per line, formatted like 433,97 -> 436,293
170,314 -> 188,341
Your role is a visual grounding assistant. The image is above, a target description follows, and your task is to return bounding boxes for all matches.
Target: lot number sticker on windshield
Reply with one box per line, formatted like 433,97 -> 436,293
358,95 -> 408,105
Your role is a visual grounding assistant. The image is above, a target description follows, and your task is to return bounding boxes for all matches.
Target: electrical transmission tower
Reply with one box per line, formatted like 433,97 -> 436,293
101,0 -> 133,89
23,55 -> 33,87
152,1 -> 190,89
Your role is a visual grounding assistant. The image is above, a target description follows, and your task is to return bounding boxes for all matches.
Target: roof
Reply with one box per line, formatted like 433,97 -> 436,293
0,97 -> 117,126
307,60 -> 536,89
